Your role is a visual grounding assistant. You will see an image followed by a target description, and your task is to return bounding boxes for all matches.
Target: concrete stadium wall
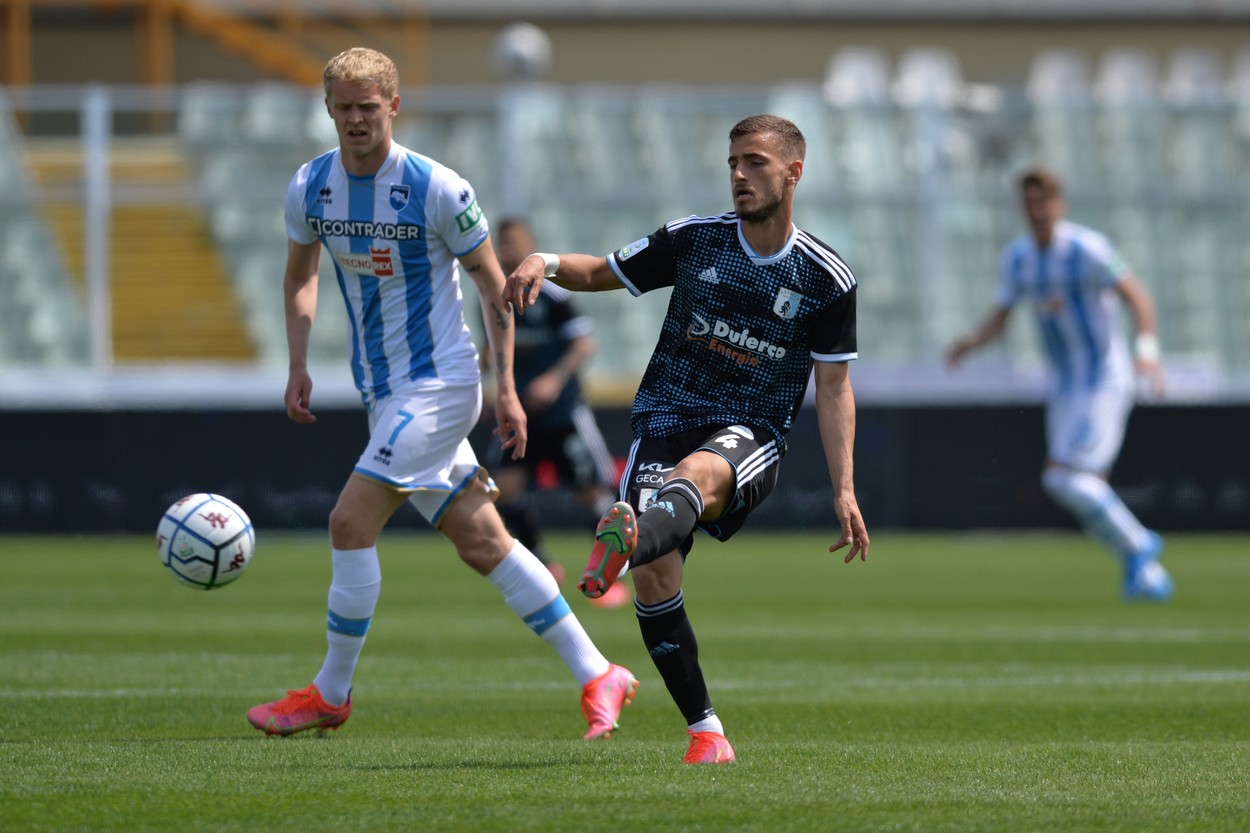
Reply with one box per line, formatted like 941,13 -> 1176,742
2,404 -> 1244,533
25,17 -> 1250,88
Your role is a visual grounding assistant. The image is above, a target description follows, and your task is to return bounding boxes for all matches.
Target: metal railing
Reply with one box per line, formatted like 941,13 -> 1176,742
2,77 -> 1248,404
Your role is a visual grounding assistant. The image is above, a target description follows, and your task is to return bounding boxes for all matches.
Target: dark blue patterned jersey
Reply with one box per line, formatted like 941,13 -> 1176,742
606,212 -> 858,451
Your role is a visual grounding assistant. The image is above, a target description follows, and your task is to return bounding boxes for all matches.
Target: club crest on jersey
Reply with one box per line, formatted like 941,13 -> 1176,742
388,185 -> 410,211
773,287 -> 802,319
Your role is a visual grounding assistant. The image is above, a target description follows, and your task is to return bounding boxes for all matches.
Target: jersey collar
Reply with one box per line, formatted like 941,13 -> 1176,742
737,220 -> 797,266
337,141 -> 402,182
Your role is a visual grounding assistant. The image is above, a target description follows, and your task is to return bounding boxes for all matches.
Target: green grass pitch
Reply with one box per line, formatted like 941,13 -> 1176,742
2,530 -> 1248,832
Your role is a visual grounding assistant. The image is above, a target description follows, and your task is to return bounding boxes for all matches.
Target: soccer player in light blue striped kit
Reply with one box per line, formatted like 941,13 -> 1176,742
246,48 -> 636,737
948,167 -> 1171,601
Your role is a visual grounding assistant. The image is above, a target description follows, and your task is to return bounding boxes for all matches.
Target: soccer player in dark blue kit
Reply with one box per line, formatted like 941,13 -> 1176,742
503,114 -> 870,764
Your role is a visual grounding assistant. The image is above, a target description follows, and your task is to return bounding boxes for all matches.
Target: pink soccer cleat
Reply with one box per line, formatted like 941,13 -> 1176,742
579,501 -> 636,599
580,664 -> 639,740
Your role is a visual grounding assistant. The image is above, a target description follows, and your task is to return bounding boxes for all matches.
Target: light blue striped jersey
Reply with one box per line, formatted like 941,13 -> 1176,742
285,142 -> 490,410
997,219 -> 1133,393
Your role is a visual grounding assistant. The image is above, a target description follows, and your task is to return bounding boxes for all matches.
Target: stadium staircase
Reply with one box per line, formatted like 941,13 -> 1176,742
28,139 -> 255,362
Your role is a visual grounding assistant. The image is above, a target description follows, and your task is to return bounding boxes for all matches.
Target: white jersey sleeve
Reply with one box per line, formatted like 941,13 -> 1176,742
424,166 -> 490,258
284,161 -> 320,245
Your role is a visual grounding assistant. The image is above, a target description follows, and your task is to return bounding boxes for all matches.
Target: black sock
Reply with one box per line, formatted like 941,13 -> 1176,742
632,478 -> 701,569
635,591 -> 714,725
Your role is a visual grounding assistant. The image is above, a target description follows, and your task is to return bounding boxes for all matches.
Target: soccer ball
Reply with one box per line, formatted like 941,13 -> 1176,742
156,493 -> 255,590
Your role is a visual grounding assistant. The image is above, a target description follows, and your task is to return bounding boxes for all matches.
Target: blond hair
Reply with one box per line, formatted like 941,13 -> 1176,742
323,47 -> 399,99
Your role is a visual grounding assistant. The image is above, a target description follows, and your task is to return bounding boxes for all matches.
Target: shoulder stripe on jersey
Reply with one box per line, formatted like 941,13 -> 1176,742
794,230 -> 856,292
666,211 -> 737,232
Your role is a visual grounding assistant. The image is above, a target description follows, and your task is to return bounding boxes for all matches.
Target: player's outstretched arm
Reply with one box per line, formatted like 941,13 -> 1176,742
462,239 -> 528,459
283,239 -> 321,425
947,306 -> 1011,367
1117,275 -> 1166,397
502,252 -> 618,314
814,361 -> 869,562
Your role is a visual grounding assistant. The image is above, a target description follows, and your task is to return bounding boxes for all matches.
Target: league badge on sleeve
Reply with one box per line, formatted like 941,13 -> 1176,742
617,238 -> 650,261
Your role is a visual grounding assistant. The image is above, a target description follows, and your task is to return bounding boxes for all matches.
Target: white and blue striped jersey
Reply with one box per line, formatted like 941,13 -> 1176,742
285,141 -> 490,409
997,219 -> 1133,394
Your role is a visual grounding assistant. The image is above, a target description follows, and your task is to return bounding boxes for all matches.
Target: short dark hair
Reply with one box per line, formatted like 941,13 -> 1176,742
1019,166 -> 1063,198
729,114 -> 806,162
496,217 -> 531,236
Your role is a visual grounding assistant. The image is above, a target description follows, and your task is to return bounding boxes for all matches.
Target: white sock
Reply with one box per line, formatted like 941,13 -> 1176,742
488,541 -> 610,686
312,547 -> 382,707
689,714 -> 725,735
1042,468 -> 1150,557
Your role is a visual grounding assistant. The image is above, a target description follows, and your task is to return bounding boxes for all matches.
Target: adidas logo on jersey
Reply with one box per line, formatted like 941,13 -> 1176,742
698,266 -> 720,283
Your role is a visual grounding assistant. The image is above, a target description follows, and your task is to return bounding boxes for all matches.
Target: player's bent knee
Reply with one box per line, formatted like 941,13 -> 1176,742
441,513 -> 513,575
327,505 -> 380,550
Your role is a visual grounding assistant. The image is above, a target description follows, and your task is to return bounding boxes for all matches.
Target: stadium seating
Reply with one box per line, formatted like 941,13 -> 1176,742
2,48 -> 1248,385
0,91 -> 88,365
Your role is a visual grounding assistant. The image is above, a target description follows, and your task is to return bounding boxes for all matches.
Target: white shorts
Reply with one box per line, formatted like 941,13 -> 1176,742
352,383 -> 497,528
1045,382 -> 1134,473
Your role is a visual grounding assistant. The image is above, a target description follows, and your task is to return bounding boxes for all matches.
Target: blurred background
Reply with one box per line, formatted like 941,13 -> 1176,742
1,0 -> 1247,532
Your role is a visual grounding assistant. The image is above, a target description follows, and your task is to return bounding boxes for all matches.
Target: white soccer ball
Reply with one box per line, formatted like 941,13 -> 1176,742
156,493 -> 255,590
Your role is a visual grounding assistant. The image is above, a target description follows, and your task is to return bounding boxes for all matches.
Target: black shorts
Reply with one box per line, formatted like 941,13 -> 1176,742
620,423 -> 781,547
489,405 -> 615,492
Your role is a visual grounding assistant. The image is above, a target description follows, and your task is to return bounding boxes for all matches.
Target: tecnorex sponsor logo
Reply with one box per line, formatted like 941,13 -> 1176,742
335,246 -> 395,277
685,313 -> 787,365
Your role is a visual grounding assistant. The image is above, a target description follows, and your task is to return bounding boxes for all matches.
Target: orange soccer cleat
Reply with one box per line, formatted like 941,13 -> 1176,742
246,684 -> 351,737
683,730 -> 735,765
